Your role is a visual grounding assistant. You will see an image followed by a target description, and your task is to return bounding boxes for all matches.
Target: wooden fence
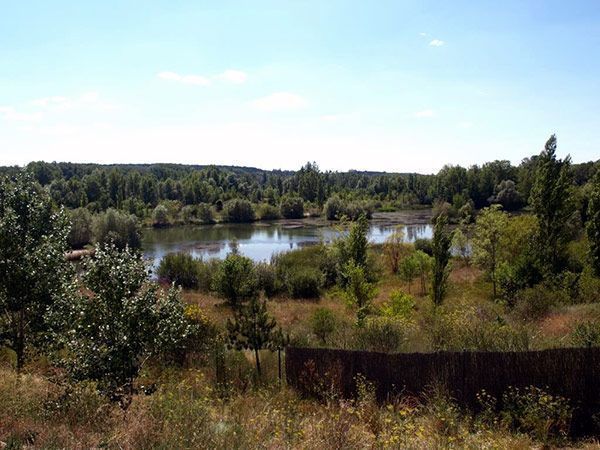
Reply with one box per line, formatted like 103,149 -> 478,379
285,346 -> 600,410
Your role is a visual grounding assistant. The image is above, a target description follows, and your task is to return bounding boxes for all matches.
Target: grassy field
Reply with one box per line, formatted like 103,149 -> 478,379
2,247 -> 600,448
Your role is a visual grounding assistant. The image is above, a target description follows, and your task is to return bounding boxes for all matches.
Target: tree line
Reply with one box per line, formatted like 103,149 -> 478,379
1,151 -> 596,224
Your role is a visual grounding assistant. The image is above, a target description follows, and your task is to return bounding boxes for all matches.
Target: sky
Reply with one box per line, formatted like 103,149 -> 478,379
1,1 -> 599,173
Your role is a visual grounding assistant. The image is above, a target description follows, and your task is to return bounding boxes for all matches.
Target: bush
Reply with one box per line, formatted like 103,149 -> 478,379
324,195 -> 345,220
414,238 -> 433,256
323,195 -> 373,221
92,208 -> 142,249
272,245 -> 331,288
514,285 -> 557,321
310,308 -> 337,344
500,386 -> 572,442
380,290 -> 415,319
280,196 -> 304,219
152,204 -> 171,227
570,321 -> 600,347
157,252 -> 202,289
213,253 -> 258,307
285,267 -> 323,298
354,317 -> 406,353
255,262 -> 278,298
344,200 -> 374,220
181,203 -> 214,224
256,203 -> 281,220
68,207 -> 93,249
222,199 -> 255,223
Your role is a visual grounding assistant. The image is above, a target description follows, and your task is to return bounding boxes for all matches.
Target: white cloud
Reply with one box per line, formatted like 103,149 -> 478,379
419,32 -> 428,37
157,71 -> 211,86
29,91 -> 115,112
429,39 -> 445,47
0,106 -> 43,122
414,109 -> 435,118
251,92 -> 308,112
458,121 -> 473,129
31,96 -> 68,107
219,69 -> 247,84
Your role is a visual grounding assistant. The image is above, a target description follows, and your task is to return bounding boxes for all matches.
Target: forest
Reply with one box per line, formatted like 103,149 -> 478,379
2,134 -> 600,448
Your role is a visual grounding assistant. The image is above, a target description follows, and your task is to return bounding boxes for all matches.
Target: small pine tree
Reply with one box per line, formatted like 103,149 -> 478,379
227,296 -> 277,377
431,213 -> 453,305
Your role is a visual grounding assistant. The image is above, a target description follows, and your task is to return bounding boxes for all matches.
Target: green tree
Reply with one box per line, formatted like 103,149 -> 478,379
588,172 -> 600,276
222,198 -> 255,223
93,208 -> 141,250
338,214 -> 369,269
399,253 -> 419,293
67,207 -> 93,249
279,195 -> 304,219
0,174 -> 73,371
227,296 -> 277,376
383,227 -> 411,274
157,252 -> 201,289
213,253 -> 258,309
472,205 -> 509,298
152,204 -> 170,227
452,227 -> 471,266
431,213 -> 453,305
413,250 -> 432,296
310,308 -> 337,345
529,134 -> 574,275
52,244 -> 191,405
343,261 -> 376,326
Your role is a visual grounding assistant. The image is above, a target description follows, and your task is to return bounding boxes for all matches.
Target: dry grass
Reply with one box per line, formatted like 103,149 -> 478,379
5,366 -> 590,450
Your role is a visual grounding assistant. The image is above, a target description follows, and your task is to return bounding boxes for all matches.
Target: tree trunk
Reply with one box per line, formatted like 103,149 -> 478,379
278,349 -> 282,385
254,348 -> 261,377
16,310 -> 25,373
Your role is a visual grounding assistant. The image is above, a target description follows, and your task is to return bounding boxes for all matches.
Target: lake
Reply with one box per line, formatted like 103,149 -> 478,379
142,211 -> 433,270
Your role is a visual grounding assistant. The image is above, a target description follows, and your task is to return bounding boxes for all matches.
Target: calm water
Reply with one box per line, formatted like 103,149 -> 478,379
142,213 -> 432,270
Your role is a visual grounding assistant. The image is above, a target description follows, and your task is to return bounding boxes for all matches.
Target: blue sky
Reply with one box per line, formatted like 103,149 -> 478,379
1,1 -> 599,173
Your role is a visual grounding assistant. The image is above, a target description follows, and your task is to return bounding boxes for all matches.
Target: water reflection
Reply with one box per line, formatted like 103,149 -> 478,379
142,221 -> 433,271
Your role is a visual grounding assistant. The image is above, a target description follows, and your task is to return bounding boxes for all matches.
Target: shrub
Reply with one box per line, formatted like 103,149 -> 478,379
323,196 -> 373,221
255,262 -> 278,298
222,199 -> 255,223
285,267 -> 323,298
310,308 -> 337,344
380,290 -> 415,319
280,196 -> 304,219
324,195 -> 345,220
256,203 -> 281,220
272,245 -> 330,290
197,203 -> 215,223
68,207 -> 93,249
213,253 -> 258,308
181,203 -> 214,224
93,208 -> 142,249
501,386 -> 572,442
354,317 -> 406,353
514,285 -> 557,321
157,252 -> 202,289
570,321 -> 600,347
345,200 -> 374,220
414,238 -> 433,256
152,204 -> 171,227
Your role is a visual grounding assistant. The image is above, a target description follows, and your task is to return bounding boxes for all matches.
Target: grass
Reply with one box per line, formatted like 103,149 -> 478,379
2,366 -> 581,449
3,248 -> 600,448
